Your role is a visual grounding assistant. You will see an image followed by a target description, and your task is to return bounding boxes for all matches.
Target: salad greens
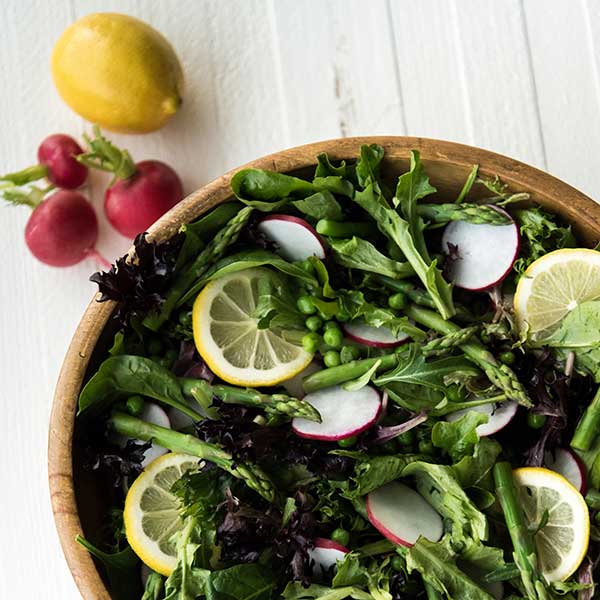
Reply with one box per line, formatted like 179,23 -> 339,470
80,144 -> 599,600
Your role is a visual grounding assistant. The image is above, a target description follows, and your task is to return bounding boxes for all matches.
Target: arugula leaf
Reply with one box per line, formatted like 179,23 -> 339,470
315,153 -> 356,182
395,150 -> 437,261
292,191 -> 343,220
78,355 -> 202,420
402,462 -> 488,543
342,359 -> 381,391
431,411 -> 488,462
353,183 -> 455,319
405,537 -> 494,599
205,564 -> 276,600
328,237 -> 414,279
384,382 -> 444,412
539,301 -> 600,381
282,582 -> 371,600
513,207 -> 576,274
75,535 -> 139,600
164,519 -> 211,600
456,164 -> 479,204
374,345 -> 480,391
355,144 -> 385,189
142,572 -> 165,600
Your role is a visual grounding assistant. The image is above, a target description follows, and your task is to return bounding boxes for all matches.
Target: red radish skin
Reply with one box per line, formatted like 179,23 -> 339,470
442,206 -> 520,291
544,448 -> 587,494
105,160 -> 183,238
292,385 -> 381,441
308,538 -> 349,577
258,215 -> 326,261
37,134 -> 88,189
24,190 -> 108,267
343,322 -> 410,349
366,481 -> 443,547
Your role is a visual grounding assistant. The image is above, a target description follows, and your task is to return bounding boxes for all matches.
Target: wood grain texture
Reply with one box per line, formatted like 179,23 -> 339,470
2,2 -> 600,598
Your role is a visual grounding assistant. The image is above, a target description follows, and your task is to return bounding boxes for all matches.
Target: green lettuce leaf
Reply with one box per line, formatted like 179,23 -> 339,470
431,411 -> 488,462
205,564 -> 276,600
292,191 -> 343,220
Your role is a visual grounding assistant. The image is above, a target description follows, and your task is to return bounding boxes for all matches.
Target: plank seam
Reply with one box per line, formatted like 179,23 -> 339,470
385,0 -> 408,135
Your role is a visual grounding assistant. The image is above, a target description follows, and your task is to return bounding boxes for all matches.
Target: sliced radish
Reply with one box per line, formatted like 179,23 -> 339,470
446,401 -> 518,437
343,322 -> 410,348
281,361 -> 322,399
308,538 -> 349,577
366,481 -> 443,547
292,385 -> 381,441
257,214 -> 326,261
137,403 -> 171,467
441,207 -> 520,291
544,448 -> 587,494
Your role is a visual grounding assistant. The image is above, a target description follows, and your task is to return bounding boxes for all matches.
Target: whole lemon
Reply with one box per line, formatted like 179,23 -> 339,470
52,13 -> 183,133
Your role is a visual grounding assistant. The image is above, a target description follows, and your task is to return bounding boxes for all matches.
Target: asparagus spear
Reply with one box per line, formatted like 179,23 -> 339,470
404,304 -> 532,407
417,203 -> 511,226
493,462 -> 552,600
421,326 -> 479,357
144,206 -> 253,330
180,378 -> 321,422
109,411 -> 276,502
315,219 -> 379,238
302,353 -> 401,394
571,388 -> 600,451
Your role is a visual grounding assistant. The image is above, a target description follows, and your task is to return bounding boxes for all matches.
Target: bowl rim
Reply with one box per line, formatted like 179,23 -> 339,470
48,135 -> 600,599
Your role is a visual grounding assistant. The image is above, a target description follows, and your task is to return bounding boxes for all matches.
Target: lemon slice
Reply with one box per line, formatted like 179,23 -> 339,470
514,248 -> 600,337
124,453 -> 200,576
513,467 -> 589,582
192,267 -> 312,386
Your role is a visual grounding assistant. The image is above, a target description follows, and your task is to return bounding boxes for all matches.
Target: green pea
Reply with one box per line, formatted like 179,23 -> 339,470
397,429 -> 415,447
388,292 -> 407,310
594,512 -> 600,526
324,350 -> 341,368
499,351 -> 516,365
323,327 -> 344,349
337,310 -> 350,322
125,395 -> 144,415
340,345 -> 361,364
337,435 -> 357,448
165,348 -> 178,362
297,295 -> 316,315
480,332 -> 491,344
331,528 -> 350,547
324,321 -> 341,332
305,315 -> 323,332
298,259 -> 316,274
527,413 -> 546,429
147,338 -> 163,356
418,439 -> 435,455
446,384 -> 465,403
302,332 -> 321,354
391,556 -> 404,572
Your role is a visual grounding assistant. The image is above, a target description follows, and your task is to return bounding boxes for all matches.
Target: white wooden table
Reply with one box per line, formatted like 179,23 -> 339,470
1,1 -> 599,597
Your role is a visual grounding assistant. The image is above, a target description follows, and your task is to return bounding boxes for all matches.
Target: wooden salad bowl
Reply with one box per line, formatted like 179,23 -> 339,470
49,137 -> 600,599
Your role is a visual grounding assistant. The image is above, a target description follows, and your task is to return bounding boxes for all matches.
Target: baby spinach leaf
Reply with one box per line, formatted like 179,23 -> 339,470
329,237 -> 414,279
76,535 -> 139,600
315,152 -> 356,182
78,355 -> 202,421
431,411 -> 488,462
205,564 -> 276,600
292,191 -> 343,220
384,382 -> 444,412
313,176 -> 354,198
282,582 -> 371,600
405,537 -> 494,600
353,183 -> 454,319
402,462 -> 488,544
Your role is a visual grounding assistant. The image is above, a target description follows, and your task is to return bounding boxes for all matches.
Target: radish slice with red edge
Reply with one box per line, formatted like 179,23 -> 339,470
445,401 -> 518,437
257,215 -> 326,261
292,385 -> 381,441
308,538 -> 349,577
366,481 -> 443,547
343,322 -> 410,348
137,403 -> 171,467
544,448 -> 587,494
441,206 -> 520,291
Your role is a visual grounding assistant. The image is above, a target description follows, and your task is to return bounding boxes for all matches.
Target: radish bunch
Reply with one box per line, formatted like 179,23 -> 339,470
1,127 -> 184,269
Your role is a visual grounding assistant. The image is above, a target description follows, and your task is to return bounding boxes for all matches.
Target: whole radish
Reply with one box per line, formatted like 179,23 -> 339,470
78,126 -> 184,238
2,184 -> 108,268
1,133 -> 88,190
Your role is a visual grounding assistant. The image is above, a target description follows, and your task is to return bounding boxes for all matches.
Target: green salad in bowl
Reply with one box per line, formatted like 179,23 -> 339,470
75,144 -> 600,600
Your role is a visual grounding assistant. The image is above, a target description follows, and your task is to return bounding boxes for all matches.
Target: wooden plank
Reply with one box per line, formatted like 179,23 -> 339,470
272,0 -> 405,145
523,0 -> 600,200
